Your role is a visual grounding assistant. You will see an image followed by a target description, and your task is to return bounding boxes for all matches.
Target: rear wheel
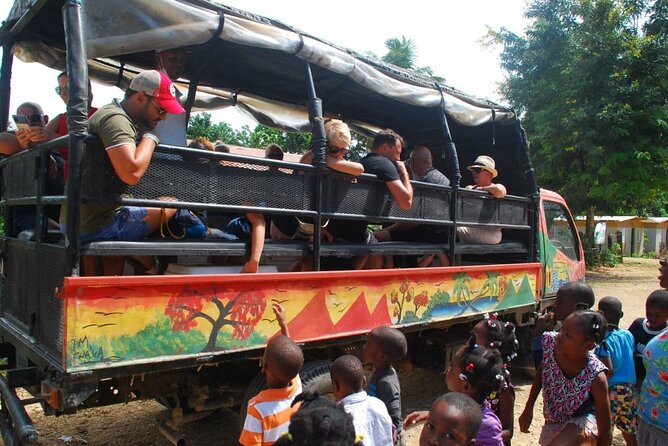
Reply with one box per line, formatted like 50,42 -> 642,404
238,360 -> 332,430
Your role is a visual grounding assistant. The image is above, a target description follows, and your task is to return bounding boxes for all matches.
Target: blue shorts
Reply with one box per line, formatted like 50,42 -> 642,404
67,207 -> 151,242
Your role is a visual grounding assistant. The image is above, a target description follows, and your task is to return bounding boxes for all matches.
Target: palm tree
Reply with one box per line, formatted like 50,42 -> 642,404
382,36 -> 445,82
382,36 -> 417,69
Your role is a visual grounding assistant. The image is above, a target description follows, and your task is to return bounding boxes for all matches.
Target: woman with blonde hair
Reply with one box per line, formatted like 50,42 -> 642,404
270,120 -> 364,270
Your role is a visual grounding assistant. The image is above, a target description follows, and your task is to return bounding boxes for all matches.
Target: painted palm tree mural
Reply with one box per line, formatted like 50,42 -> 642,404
165,286 -> 267,352
63,265 -> 539,371
452,273 -> 472,307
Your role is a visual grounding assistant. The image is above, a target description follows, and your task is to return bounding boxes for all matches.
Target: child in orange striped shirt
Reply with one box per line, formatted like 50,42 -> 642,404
239,303 -> 304,446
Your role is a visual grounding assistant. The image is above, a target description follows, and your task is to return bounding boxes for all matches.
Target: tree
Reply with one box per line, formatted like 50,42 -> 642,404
487,0 -> 668,245
187,113 -> 243,145
382,36 -> 445,82
165,286 -> 267,352
383,36 -> 418,69
187,113 -> 313,153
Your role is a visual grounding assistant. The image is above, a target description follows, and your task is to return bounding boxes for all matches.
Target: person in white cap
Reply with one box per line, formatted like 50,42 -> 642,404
457,155 -> 507,244
61,69 -> 185,275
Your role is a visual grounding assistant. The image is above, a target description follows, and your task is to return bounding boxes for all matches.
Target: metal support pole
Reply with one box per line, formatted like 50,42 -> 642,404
435,86 -> 460,265
0,375 -> 38,444
515,121 -> 539,262
63,0 -> 89,276
304,61 -> 326,271
0,43 -> 13,133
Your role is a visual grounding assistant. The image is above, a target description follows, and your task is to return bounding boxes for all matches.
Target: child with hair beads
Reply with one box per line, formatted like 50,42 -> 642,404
419,392 -> 483,446
472,314 -> 519,445
239,303 -> 304,446
405,338 -> 507,446
364,326 -> 408,445
273,392 -> 364,446
595,296 -> 637,446
520,310 -> 611,446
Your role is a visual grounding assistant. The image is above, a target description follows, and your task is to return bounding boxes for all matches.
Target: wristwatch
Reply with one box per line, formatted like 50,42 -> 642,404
142,132 -> 160,148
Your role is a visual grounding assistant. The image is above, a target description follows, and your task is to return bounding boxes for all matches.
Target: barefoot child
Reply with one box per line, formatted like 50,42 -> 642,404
364,326 -> 408,445
405,338 -> 507,446
472,315 -> 519,445
596,296 -> 637,446
239,303 -> 304,446
519,310 -> 611,446
419,392 -> 483,446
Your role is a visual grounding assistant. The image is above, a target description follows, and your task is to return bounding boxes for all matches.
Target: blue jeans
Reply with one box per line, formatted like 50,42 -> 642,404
62,207 -> 151,242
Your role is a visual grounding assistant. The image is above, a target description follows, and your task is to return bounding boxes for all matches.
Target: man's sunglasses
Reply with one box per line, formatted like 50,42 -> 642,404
55,85 -> 69,95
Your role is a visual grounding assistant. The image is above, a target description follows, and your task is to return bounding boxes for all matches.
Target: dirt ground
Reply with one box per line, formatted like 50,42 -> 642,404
18,258 -> 662,446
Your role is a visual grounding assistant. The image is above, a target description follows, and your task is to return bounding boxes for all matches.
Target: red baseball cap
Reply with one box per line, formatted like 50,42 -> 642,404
129,69 -> 185,114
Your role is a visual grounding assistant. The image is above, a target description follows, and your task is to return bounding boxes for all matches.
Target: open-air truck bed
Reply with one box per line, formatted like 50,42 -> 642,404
0,1 -> 584,444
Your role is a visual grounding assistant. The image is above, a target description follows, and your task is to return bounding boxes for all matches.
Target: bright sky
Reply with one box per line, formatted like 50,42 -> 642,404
0,0 -> 527,129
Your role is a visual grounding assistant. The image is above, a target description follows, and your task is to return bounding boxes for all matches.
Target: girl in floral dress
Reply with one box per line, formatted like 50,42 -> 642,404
519,310 -> 612,446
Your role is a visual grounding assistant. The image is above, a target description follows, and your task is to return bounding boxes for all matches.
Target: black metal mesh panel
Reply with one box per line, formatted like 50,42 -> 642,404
2,240 -> 38,328
499,199 -> 529,226
3,153 -> 37,199
36,244 -> 67,356
323,176 -> 451,221
86,146 -> 315,212
457,192 -> 529,227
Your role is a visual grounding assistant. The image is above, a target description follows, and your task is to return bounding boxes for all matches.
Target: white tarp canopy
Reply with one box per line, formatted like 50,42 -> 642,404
5,0 -> 516,133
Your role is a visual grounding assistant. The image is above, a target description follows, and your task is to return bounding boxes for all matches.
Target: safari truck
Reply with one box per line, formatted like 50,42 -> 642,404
0,0 -> 584,443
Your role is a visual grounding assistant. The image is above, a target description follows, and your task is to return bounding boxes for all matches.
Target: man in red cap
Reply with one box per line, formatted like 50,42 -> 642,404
63,69 -> 185,275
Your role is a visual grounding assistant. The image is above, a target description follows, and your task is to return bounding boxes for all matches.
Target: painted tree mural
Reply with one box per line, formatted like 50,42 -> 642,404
452,273 -> 472,307
391,278 -> 430,323
390,278 -> 414,323
165,286 -> 267,352
477,272 -> 500,298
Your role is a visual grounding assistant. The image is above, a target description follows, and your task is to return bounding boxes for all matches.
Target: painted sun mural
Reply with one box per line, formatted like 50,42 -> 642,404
61,263 -> 540,372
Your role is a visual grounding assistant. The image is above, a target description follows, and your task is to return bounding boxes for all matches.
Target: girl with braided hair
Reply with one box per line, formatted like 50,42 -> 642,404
405,337 -> 507,446
472,314 -> 519,445
273,392 -> 363,446
519,309 -> 612,446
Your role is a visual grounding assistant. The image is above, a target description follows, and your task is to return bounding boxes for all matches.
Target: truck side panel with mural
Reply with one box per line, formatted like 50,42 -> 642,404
0,0 -> 583,441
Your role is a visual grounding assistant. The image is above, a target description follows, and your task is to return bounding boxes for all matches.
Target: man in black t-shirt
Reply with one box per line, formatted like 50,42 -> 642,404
327,129 -> 413,269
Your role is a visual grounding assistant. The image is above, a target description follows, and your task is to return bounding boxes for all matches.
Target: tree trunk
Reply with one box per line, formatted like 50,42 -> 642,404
203,319 -> 224,352
585,205 -> 596,248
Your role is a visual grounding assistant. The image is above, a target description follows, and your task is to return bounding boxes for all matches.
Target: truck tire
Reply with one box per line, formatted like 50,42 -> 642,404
238,360 -> 332,431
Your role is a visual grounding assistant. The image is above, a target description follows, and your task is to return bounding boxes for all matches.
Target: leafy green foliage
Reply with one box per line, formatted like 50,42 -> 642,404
381,36 -> 445,82
487,0 -> 668,222
187,113 -> 313,154
187,112 -> 373,161
111,315 -> 207,359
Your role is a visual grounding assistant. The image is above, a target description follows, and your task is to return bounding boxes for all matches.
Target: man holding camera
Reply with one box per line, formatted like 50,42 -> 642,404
0,102 -> 49,154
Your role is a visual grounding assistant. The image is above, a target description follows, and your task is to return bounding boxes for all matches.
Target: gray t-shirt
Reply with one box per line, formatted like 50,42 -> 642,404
418,167 -> 450,187
367,366 -> 402,434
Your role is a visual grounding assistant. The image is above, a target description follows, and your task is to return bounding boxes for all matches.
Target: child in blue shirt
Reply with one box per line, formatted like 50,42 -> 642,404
596,296 -> 637,446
